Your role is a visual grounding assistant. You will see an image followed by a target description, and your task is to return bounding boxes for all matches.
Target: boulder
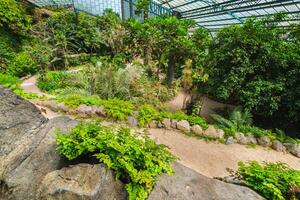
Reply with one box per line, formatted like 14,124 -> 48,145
203,125 -> 224,139
272,140 -> 286,152
1,116 -> 77,200
46,101 -> 60,112
148,121 -> 158,128
127,116 -> 138,127
247,135 -> 257,145
157,121 -> 163,128
76,104 -> 92,117
258,136 -> 272,147
148,162 -> 265,200
57,102 -> 69,112
191,125 -> 203,135
162,118 -> 171,130
0,87 -> 77,199
39,164 -> 126,200
226,136 -> 235,145
236,133 -> 251,145
284,143 -> 300,158
171,119 -> 178,129
94,106 -> 106,117
176,120 -> 190,132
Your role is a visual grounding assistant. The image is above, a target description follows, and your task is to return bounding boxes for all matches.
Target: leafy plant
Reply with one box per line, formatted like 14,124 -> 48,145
37,71 -> 69,93
56,122 -> 176,200
211,109 -> 253,135
7,52 -> 37,77
101,98 -> 134,121
0,0 -> 31,36
137,104 -> 158,127
237,161 -> 300,200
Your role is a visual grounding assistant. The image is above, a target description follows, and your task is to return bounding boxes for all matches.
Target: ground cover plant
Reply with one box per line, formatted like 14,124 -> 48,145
236,161 -> 300,200
56,121 -> 176,200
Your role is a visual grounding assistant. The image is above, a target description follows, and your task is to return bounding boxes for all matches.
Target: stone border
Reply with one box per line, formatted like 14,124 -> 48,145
33,100 -> 300,158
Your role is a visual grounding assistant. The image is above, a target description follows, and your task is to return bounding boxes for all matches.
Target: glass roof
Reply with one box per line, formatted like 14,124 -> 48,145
26,0 -> 300,32
157,0 -> 300,31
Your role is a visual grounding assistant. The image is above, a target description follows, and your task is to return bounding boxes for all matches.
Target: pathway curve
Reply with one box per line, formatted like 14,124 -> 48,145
148,128 -> 300,177
21,76 -> 300,178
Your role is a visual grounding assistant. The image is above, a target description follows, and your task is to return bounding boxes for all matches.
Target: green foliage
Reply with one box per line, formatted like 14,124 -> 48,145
37,71 -> 69,93
137,104 -> 208,129
0,73 -> 20,90
56,122 -> 176,200
7,52 -> 37,77
137,104 -> 159,127
0,30 -> 19,70
101,98 -> 134,121
0,0 -> 31,36
237,161 -> 300,200
211,109 -> 253,133
205,17 -> 300,132
56,94 -> 134,120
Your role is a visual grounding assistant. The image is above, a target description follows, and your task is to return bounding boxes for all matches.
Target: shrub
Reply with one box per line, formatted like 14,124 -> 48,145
7,52 -> 37,77
37,71 -> 69,93
137,104 -> 159,127
56,94 -> 134,120
237,161 -> 300,200
56,122 -> 176,200
0,73 -> 20,90
101,98 -> 134,121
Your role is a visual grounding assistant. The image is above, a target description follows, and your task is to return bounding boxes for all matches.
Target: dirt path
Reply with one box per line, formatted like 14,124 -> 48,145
148,128 -> 300,177
21,76 -> 300,177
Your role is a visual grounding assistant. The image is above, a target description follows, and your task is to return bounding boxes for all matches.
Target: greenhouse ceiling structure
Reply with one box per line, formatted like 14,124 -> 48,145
26,0 -> 300,32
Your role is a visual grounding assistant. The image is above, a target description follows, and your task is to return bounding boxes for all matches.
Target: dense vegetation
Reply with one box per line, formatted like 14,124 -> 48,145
236,161 -> 300,200
204,16 -> 300,135
2,1 -> 299,137
56,121 -> 176,200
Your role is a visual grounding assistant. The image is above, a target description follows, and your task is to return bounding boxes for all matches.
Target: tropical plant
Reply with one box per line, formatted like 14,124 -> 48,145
56,122 -> 176,200
211,109 -> 253,132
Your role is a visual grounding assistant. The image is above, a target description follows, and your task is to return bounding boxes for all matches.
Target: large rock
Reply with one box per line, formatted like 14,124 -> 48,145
149,162 -> 265,200
272,140 -> 286,152
176,120 -> 190,132
1,116 -> 77,200
284,143 -> 300,158
162,118 -> 171,130
203,125 -> 224,139
39,163 -> 126,200
258,136 -> 272,147
191,125 -> 203,135
127,116 -> 138,127
0,87 -> 77,199
0,87 -> 46,179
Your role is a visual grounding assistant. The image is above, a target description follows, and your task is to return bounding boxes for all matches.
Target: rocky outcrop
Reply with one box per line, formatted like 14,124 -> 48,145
148,162 -> 265,200
0,87 -> 265,200
39,164 -> 127,200
0,87 -> 78,200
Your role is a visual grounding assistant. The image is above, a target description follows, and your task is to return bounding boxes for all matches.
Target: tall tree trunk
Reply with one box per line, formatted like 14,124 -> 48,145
167,51 -> 176,86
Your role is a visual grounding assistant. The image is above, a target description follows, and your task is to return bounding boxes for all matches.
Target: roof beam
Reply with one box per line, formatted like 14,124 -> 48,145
182,0 -> 299,19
